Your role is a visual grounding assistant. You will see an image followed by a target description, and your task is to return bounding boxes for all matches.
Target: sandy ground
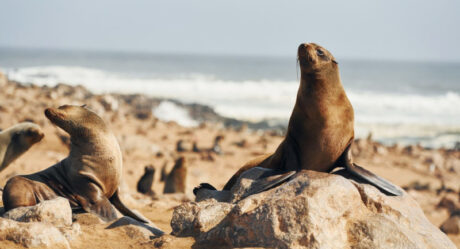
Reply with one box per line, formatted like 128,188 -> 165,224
0,74 -> 459,248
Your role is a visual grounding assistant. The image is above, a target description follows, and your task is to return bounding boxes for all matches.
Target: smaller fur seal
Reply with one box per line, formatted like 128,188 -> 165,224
2,105 -> 148,223
163,156 -> 187,194
137,165 -> 156,196
0,122 -> 44,172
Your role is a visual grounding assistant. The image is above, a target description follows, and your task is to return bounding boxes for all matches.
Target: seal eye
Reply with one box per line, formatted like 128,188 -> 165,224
316,49 -> 325,57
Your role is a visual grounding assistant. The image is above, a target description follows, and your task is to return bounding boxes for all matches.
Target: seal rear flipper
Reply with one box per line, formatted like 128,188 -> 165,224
338,142 -> 403,196
109,189 -> 149,223
346,163 -> 403,196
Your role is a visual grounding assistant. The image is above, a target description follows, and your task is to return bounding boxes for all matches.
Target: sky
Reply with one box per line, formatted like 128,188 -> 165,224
1,0 -> 459,62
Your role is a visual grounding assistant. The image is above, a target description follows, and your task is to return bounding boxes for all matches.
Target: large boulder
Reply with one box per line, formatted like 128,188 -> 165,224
0,217 -> 70,248
171,170 -> 455,249
3,197 -> 72,227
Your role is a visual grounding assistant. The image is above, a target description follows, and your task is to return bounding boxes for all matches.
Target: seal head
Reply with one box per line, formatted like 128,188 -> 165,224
0,122 -> 44,171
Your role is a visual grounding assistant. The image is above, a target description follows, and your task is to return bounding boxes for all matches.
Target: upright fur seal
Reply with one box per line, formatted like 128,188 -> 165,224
199,43 -> 402,196
2,105 -> 149,222
0,122 -> 44,172
137,165 -> 156,196
163,156 -> 187,194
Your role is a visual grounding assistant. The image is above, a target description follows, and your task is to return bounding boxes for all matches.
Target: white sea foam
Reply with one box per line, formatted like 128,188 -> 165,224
3,66 -> 460,148
153,101 -> 198,127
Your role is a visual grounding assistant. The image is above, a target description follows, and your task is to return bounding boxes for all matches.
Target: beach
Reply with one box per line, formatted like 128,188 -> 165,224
0,71 -> 459,248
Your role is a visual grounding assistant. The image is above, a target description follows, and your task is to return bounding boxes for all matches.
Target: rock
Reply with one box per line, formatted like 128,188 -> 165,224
99,94 -> 119,111
172,171 -> 455,249
0,217 -> 70,248
3,197 -> 72,227
441,214 -> 460,234
171,201 -> 233,236
59,223 -> 82,241
106,216 -> 164,238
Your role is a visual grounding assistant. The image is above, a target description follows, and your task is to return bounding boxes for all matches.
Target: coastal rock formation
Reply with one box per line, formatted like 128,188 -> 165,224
171,171 -> 455,249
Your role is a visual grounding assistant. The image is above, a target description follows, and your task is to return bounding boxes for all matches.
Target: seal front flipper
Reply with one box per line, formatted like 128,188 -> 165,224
341,144 -> 403,196
239,169 -> 296,200
230,167 -> 296,203
77,194 -> 118,222
109,189 -> 150,223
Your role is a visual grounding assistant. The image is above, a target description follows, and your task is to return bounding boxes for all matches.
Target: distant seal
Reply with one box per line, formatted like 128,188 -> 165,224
176,139 -> 186,152
0,122 -> 44,172
163,156 -> 187,194
2,105 -> 148,222
210,135 -> 224,155
200,43 -> 402,196
137,165 -> 156,196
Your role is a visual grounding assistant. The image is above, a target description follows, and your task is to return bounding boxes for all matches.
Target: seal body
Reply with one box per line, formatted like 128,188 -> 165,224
0,122 -> 44,172
137,165 -> 155,195
163,157 -> 187,194
218,43 -> 401,196
3,105 -> 148,222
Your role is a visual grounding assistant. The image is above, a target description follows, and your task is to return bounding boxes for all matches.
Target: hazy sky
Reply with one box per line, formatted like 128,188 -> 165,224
1,0 -> 459,61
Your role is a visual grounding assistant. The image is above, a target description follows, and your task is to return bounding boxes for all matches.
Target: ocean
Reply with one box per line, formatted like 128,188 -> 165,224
0,47 -> 459,149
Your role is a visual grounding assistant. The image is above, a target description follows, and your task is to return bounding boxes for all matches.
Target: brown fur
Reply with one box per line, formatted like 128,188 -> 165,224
2,105 -> 148,222
0,122 -> 44,172
223,43 -> 354,190
163,157 -> 187,194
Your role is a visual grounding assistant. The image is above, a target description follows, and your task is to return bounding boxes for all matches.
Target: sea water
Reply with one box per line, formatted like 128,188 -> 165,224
0,47 -> 459,149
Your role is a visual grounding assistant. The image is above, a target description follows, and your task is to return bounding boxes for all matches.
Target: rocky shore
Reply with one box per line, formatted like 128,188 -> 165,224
0,72 -> 459,248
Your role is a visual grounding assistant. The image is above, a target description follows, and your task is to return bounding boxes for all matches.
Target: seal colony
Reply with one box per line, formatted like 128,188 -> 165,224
197,43 -> 402,197
2,105 -> 148,222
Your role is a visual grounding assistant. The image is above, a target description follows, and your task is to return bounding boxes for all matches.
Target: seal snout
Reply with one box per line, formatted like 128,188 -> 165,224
45,108 -> 65,123
26,128 -> 45,144
297,43 -> 308,59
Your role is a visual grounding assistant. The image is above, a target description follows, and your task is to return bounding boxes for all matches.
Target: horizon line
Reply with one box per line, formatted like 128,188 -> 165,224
0,44 -> 459,64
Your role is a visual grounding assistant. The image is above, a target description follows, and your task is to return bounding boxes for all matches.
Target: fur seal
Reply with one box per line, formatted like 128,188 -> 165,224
211,135 -> 224,155
2,105 -> 149,222
137,165 -> 156,196
199,43 -> 402,196
163,156 -> 187,194
0,122 -> 44,172
176,139 -> 186,152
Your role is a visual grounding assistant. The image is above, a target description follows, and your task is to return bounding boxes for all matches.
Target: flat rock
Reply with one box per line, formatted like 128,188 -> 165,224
0,217 -> 70,248
172,170 -> 455,249
3,197 -> 72,227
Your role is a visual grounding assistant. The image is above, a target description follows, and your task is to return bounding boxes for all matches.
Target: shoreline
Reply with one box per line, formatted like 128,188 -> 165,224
2,68 -> 459,150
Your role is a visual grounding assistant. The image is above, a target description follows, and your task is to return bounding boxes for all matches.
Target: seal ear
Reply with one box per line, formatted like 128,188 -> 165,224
332,59 -> 338,65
